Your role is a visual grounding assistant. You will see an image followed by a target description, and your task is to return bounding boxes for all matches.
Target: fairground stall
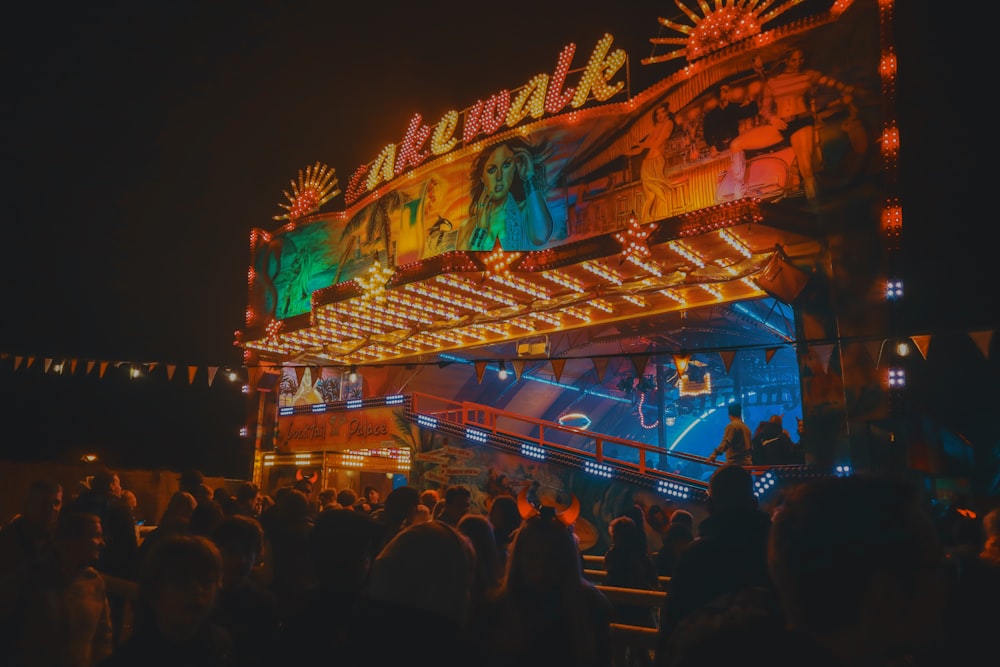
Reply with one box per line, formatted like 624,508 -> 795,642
238,0 -> 907,551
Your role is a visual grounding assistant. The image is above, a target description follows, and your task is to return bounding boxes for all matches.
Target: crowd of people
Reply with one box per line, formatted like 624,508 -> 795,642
0,463 -> 997,667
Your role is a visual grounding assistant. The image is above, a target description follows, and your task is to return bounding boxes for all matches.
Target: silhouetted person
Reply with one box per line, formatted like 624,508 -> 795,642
210,515 -> 279,667
98,534 -> 232,667
468,508 -> 614,667
655,465 -> 772,661
371,485 -> 420,552
366,520 -> 476,667
487,493 -> 521,572
655,509 -> 696,580
137,491 -> 196,565
436,485 -> 472,527
604,515 -> 659,667
272,507 -> 382,663
1,510 -> 113,667
766,474 -> 951,666
65,469 -> 138,647
258,488 -> 314,618
179,469 -> 224,537
457,514 -> 504,614
0,477 -> 63,574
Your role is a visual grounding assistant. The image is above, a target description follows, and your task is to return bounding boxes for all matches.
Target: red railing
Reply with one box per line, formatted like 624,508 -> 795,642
409,391 -> 712,484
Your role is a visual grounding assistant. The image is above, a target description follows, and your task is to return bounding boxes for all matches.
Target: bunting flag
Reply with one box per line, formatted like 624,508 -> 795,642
718,350 -> 736,374
44,358 -> 53,373
670,353 -> 688,376
968,330 -> 993,359
811,344 -> 836,374
764,347 -> 779,365
147,362 -> 157,374
167,364 -> 176,381
632,354 -> 651,378
293,366 -> 305,386
99,361 -> 109,378
187,366 -> 198,384
909,335 -> 931,360
14,356 -> 23,371
550,358 -> 567,383
208,366 -> 219,386
591,357 -> 609,382
863,339 -> 885,368
70,359 -> 79,375
474,360 -> 488,384
87,360 -> 96,375
512,359 -> 526,381
27,357 -> 36,369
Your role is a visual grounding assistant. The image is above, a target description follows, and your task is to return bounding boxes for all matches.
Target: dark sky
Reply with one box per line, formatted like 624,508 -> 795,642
0,1 -> 991,475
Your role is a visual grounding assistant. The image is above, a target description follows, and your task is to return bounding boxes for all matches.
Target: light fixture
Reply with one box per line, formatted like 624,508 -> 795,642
895,340 -> 910,357
498,362 -> 509,381
348,366 -> 358,382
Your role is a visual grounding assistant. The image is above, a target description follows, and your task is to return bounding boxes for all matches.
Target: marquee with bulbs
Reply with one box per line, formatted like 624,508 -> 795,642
238,0 -> 917,502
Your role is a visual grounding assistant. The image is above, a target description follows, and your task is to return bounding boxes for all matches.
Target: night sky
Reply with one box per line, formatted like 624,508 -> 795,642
0,1 -> 992,477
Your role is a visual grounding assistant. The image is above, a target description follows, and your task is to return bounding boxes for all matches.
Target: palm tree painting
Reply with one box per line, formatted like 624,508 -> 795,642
334,189 -> 409,284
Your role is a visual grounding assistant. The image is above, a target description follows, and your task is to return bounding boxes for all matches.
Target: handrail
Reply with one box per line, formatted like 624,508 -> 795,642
596,584 -> 667,607
409,391 -> 714,483
586,569 -> 671,588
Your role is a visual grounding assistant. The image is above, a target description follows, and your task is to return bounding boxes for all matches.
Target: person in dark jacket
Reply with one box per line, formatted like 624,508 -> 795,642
654,465 -> 773,664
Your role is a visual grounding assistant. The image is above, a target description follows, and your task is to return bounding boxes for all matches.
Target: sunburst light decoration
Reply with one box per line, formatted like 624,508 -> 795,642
482,238 -> 522,282
643,0 -> 807,65
274,161 -> 341,222
355,259 -> 396,305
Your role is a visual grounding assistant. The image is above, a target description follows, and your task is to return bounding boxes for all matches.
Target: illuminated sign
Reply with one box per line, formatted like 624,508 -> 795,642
344,34 -> 626,205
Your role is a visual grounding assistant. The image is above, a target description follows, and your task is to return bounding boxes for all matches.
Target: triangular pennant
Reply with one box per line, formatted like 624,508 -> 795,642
718,350 -> 736,374
909,335 -> 931,360
550,358 -> 567,383
167,364 -> 176,380
208,366 -> 219,386
670,353 -> 688,376
147,362 -> 157,374
188,366 -> 198,384
99,361 -> 109,378
812,344 -> 835,374
474,360 -> 488,384
27,357 -> 36,369
512,359 -> 526,381
591,357 -> 609,382
631,354 -> 651,378
968,330 -> 993,359
863,339 -> 885,368
14,356 -> 23,371
70,359 -> 79,375
764,347 -> 779,365
44,358 -> 53,373
294,367 -> 306,386
87,360 -> 96,375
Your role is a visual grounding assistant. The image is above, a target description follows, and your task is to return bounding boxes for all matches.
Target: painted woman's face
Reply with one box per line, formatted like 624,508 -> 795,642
482,144 -> 516,202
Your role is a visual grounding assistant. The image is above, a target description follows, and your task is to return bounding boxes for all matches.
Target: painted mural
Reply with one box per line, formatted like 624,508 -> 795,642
249,1 -> 882,327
